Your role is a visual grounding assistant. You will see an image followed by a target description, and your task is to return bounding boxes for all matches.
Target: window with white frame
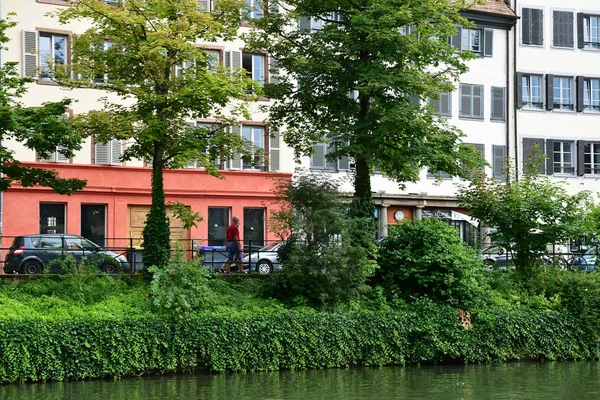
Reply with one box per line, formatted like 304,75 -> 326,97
245,0 -> 263,20
93,40 -> 112,84
553,141 -> 575,174
242,126 -> 265,170
583,78 -> 600,112
521,74 -> 543,109
553,76 -> 574,110
582,15 -> 600,49
175,50 -> 220,78
461,28 -> 481,52
584,142 -> 600,175
39,32 -> 68,80
242,52 -> 265,86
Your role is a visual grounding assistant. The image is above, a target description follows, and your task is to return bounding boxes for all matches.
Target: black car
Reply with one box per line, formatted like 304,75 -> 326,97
4,234 -> 130,274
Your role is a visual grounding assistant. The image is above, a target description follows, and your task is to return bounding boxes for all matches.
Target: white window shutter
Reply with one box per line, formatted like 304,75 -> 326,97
38,151 -> 56,163
197,0 -> 211,11
269,129 -> 280,171
231,50 -> 242,69
56,147 -> 69,163
95,141 -> 110,165
111,139 -> 122,165
22,30 -> 38,78
229,125 -> 242,170
268,56 -> 279,84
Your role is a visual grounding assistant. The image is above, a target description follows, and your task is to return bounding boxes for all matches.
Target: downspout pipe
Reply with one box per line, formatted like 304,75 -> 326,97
513,0 -> 519,180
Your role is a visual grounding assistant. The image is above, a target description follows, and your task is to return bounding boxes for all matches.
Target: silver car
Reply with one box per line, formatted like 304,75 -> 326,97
242,242 -> 284,274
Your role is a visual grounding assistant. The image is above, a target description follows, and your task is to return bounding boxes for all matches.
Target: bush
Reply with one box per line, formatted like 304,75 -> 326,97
375,219 -> 486,308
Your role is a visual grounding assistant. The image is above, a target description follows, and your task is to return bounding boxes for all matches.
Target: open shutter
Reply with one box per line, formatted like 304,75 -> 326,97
229,125 -> 242,170
576,76 -> 585,112
483,29 -> 494,57
577,13 -> 585,49
545,139 -> 554,175
577,140 -> 586,176
451,26 -> 462,49
225,50 -> 242,71
546,74 -> 554,110
522,138 -> 545,174
111,139 -> 122,165
516,72 -> 523,109
269,129 -> 280,171
311,143 -> 326,168
94,141 -> 110,165
22,30 -> 38,78
268,56 -> 279,85
491,87 -> 505,121
492,145 -> 507,180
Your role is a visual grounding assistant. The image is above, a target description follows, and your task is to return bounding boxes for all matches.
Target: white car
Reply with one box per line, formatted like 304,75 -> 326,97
242,242 -> 284,274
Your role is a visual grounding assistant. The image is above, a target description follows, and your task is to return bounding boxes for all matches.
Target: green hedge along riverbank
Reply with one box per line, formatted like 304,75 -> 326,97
0,299 -> 597,383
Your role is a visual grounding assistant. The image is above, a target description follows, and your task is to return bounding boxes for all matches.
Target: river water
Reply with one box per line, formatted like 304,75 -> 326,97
2,362 -> 600,399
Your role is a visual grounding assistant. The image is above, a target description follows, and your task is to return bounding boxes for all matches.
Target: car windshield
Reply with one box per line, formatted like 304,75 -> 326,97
585,247 -> 597,255
482,246 -> 504,255
259,243 -> 280,252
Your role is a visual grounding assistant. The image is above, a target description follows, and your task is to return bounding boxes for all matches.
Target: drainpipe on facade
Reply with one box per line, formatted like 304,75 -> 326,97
512,0 -> 519,180
0,0 -> 4,240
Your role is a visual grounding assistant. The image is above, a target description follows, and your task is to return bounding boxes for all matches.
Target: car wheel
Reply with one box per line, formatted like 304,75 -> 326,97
256,260 -> 273,275
100,262 -> 119,274
482,259 -> 495,271
22,261 -> 42,274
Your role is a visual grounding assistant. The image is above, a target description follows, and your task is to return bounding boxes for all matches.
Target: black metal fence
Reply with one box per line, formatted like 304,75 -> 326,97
0,235 -> 283,275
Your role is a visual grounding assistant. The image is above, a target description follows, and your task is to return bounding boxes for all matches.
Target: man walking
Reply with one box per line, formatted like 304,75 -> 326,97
222,216 -> 244,273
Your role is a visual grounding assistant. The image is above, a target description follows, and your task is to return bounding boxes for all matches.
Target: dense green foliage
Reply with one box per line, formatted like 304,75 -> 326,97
0,18 -> 86,194
458,165 -> 591,276
269,175 -> 377,307
246,0 -> 481,219
375,219 -> 486,308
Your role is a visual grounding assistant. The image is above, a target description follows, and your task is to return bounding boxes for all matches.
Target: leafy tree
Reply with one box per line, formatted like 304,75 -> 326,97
246,0 -> 481,222
53,0 -> 255,268
375,218 -> 486,308
269,174 -> 377,307
458,160 -> 592,277
0,17 -> 86,194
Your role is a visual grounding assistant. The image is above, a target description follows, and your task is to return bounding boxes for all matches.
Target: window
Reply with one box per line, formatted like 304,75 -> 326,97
243,208 -> 265,248
39,32 -> 68,80
461,29 -> 481,52
522,7 -> 544,45
94,40 -> 113,84
40,203 -> 65,234
553,11 -> 574,48
81,204 -> 106,247
584,142 -> 600,175
522,138 -> 546,174
104,0 -> 120,6
519,74 -> 543,109
38,147 -> 70,163
552,76 -> 574,110
310,142 -> 350,171
461,143 -> 485,180
459,84 -> 483,119
245,0 -> 263,20
553,141 -> 575,174
492,145 -> 507,180
186,123 -> 221,169
94,139 -> 122,165
490,87 -> 506,121
197,0 -> 214,11
428,91 -> 452,117
38,236 -> 63,249
207,207 -> 230,246
175,50 -> 220,77
583,78 -> 600,112
242,53 -> 265,86
242,126 -> 265,170
579,14 -> 600,49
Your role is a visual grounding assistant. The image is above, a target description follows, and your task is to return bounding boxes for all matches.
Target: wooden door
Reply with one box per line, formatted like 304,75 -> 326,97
128,205 -> 191,252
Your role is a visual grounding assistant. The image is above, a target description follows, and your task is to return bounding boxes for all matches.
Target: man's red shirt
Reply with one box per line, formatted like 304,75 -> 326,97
226,224 -> 240,241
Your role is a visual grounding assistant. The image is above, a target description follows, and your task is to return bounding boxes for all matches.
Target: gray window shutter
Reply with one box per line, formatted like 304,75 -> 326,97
38,151 -> 56,163
577,140 -> 586,176
576,76 -> 585,112
299,17 -> 312,31
553,11 -> 574,48
56,147 -> 69,163
516,72 -> 523,109
451,26 -> 462,49
338,155 -> 350,170
197,0 -> 210,11
491,87 -> 505,121
483,29 -> 494,57
22,30 -> 38,78
440,92 -> 451,116
532,9 -> 544,45
473,85 -> 483,118
269,129 -> 280,171
577,13 -> 585,49
522,8 -> 532,44
268,56 -> 279,85
224,50 -> 231,69
311,143 -> 326,168
460,84 -> 472,117
522,138 -> 545,174
546,74 -> 554,110
231,50 -> 241,69
229,125 -> 242,170
545,139 -> 554,175
492,145 -> 507,180
95,141 -> 110,165
111,139 -> 122,165
325,144 -> 337,170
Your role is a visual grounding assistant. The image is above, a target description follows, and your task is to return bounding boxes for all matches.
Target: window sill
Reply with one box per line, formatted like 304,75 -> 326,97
550,45 -> 575,50
458,116 -> 485,121
520,43 -> 544,48
519,106 -> 545,112
490,118 -> 506,123
551,108 -> 576,114
37,79 -> 60,86
36,0 -> 70,5
582,45 -> 600,52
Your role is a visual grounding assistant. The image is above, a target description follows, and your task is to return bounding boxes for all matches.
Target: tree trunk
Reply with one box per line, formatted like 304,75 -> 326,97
142,141 -> 171,269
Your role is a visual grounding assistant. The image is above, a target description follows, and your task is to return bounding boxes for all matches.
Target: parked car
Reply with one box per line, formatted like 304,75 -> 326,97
480,246 -> 515,269
242,242 -> 284,274
571,247 -> 597,271
4,234 -> 131,274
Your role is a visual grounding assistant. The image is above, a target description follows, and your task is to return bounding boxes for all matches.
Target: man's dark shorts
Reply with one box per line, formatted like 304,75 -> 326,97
227,241 -> 243,260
